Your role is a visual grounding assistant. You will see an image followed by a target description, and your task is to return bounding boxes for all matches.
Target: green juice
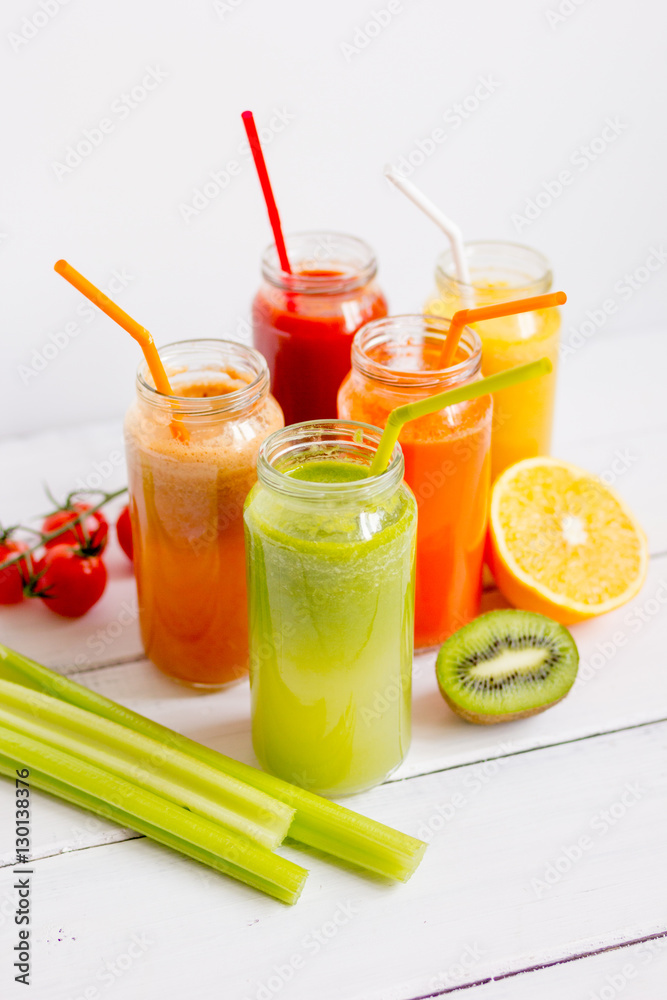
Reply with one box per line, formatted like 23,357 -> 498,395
288,461 -> 370,483
244,456 -> 416,796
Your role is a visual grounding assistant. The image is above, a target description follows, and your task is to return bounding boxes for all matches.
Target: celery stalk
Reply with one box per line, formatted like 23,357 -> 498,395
0,751 -> 289,893
0,725 -> 306,905
0,645 -> 426,881
0,678 -> 292,850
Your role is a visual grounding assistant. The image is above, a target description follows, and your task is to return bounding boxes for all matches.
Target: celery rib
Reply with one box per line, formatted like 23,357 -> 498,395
0,726 -> 306,905
0,645 -> 426,882
0,679 -> 293,850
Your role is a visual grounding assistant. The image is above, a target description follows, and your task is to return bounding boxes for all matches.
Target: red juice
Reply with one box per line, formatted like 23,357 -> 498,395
252,232 -> 387,425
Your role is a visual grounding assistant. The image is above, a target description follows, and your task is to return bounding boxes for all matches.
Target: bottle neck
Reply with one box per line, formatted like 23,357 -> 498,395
257,420 -> 404,506
135,339 -> 270,419
436,240 -> 553,305
351,315 -> 482,392
261,232 -> 378,296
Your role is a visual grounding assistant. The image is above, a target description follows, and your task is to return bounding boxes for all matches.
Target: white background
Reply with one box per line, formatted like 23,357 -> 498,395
1,0 -> 665,438
1,6 -> 667,996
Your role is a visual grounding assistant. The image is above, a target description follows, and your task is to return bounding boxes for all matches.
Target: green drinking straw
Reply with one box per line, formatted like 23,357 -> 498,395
369,357 -> 553,477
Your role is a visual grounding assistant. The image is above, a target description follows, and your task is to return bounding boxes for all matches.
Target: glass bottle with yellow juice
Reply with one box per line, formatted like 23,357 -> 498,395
426,241 -> 561,480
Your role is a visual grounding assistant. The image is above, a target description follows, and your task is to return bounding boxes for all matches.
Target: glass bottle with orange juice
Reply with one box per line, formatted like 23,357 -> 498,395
338,316 -> 492,648
124,339 -> 283,687
426,241 -> 561,480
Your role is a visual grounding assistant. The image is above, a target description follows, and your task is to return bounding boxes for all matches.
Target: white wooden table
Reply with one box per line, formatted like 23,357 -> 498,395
1,328 -> 666,1000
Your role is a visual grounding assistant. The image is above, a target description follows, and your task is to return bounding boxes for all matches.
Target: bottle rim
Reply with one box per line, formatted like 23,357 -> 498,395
257,419 -> 404,502
436,240 -> 553,300
261,231 -> 378,295
351,314 -> 482,391
136,338 -> 270,416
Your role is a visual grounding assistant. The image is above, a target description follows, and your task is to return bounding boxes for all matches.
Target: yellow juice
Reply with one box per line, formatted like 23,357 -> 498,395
427,242 -> 561,481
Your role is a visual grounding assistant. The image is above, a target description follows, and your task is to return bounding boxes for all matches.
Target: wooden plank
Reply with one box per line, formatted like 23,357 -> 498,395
450,935 -> 667,999
2,549 -> 666,864
0,546 -> 141,671
1,721 -> 666,1000
0,421 -> 127,526
401,552 -> 667,780
0,419 -> 143,670
0,474 -> 663,676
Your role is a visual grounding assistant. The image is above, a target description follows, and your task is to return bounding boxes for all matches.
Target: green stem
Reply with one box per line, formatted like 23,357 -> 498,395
0,487 -> 128,572
0,645 -> 426,882
0,726 -> 306,905
0,679 -> 293,850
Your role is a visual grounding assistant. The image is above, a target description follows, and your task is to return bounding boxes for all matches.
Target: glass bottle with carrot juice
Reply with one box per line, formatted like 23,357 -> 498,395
426,241 -> 560,480
338,316 -> 492,648
124,339 -> 283,687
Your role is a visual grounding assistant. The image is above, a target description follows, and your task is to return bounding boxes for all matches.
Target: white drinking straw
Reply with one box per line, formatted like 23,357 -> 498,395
384,166 -> 474,307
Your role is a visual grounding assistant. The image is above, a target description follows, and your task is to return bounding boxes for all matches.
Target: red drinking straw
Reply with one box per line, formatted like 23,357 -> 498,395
242,110 -> 291,274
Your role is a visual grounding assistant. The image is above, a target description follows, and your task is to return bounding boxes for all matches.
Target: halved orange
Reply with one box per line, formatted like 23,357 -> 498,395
488,457 -> 648,625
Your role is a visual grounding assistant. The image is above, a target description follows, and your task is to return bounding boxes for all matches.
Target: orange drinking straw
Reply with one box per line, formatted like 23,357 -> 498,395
439,291 -> 567,368
54,260 -> 187,440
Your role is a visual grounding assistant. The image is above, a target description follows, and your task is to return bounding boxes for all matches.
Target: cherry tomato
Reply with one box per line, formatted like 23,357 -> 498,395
36,544 -> 107,618
116,505 -> 134,561
0,540 -> 28,605
42,503 -> 108,553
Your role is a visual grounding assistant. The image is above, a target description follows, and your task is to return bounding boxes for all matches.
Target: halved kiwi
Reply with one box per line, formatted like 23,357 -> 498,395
436,609 -> 579,725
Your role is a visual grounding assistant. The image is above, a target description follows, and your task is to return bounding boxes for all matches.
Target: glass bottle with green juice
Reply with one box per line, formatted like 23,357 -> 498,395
244,420 -> 417,797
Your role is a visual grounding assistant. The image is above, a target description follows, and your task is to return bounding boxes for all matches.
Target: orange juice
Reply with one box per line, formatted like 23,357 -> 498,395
124,340 -> 283,687
338,317 -> 492,648
426,242 -> 560,480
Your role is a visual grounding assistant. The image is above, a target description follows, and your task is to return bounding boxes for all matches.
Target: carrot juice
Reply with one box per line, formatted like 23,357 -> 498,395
338,316 -> 492,648
124,340 -> 283,687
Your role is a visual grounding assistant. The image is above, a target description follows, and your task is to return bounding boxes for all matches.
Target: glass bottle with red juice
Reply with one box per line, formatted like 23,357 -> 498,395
252,232 -> 387,425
